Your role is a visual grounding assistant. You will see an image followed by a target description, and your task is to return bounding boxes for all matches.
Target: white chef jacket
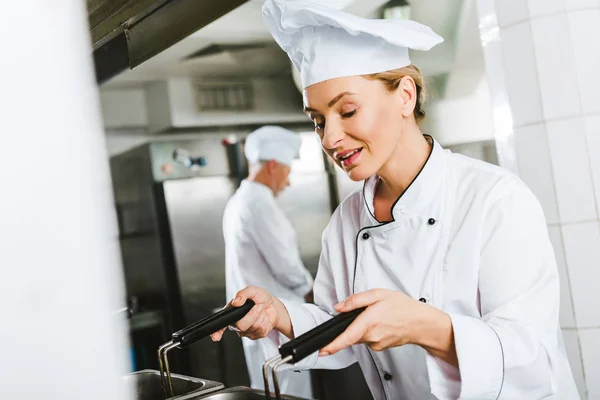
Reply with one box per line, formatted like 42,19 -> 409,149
273,138 -> 579,400
223,180 -> 314,398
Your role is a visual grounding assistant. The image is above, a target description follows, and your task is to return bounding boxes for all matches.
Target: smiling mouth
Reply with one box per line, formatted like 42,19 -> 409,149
336,148 -> 363,167
338,148 -> 358,160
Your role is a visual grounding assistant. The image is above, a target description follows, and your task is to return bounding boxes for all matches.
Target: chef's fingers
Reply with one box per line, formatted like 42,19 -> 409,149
232,286 -> 272,307
234,304 -> 265,333
243,310 -> 269,339
334,289 -> 385,312
210,327 -> 227,342
319,313 -> 371,356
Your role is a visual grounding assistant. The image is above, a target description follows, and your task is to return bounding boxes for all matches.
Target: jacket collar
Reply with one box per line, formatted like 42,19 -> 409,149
362,136 -> 447,221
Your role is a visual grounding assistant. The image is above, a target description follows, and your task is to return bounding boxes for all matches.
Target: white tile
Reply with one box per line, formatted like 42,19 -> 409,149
580,329 -> 600,398
547,118 -> 598,223
500,22 -> 544,127
562,329 -> 588,398
549,227 -> 577,327
569,9 -> 600,114
561,222 -> 600,328
566,0 -> 599,10
531,14 -> 582,120
586,115 -> 600,219
477,0 -> 495,20
481,38 -> 506,96
514,123 -> 560,223
495,0 -> 530,27
528,0 -> 566,17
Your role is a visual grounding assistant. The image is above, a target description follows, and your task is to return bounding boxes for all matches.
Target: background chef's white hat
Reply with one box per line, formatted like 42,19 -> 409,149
244,126 -> 301,166
262,0 -> 444,89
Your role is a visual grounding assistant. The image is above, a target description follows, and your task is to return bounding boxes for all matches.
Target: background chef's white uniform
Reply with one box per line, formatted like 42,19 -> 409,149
261,1 -> 579,399
223,127 -> 313,398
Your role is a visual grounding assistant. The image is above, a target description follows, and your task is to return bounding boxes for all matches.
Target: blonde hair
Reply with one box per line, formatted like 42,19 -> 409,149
366,65 -> 426,123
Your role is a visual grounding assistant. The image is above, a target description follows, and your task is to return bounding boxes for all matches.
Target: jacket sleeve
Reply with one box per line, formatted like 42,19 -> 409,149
447,183 -> 561,399
250,201 -> 313,298
270,223 -> 357,371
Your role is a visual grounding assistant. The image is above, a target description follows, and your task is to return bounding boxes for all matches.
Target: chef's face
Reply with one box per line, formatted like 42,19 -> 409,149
270,161 -> 291,196
303,75 -> 413,181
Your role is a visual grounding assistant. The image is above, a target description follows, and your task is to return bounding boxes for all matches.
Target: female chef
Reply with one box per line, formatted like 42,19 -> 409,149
211,1 -> 579,398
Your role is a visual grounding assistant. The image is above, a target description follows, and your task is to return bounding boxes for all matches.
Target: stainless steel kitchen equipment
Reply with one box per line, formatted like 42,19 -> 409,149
122,300 -> 255,400
88,0 -> 249,83
124,369 -> 223,400
159,300 -> 256,398
261,308 -> 366,400
199,387 -> 306,400
123,294 -> 367,400
153,299 -> 363,400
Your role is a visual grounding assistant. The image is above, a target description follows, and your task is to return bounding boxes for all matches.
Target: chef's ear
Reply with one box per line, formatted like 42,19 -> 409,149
266,159 -> 278,174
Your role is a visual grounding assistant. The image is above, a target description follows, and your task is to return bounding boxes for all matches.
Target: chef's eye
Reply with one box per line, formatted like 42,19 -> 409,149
314,118 -> 325,131
341,109 -> 356,119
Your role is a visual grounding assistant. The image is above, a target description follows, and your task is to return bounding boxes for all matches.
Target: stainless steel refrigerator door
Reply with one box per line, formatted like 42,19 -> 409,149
163,176 -> 245,384
164,176 -> 236,314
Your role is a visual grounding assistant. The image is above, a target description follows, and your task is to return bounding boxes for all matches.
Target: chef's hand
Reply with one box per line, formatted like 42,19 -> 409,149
210,286 -> 294,342
319,289 -> 458,367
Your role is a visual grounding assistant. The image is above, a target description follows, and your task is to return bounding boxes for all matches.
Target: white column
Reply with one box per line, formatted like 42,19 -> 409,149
476,1 -> 600,399
0,2 -> 132,399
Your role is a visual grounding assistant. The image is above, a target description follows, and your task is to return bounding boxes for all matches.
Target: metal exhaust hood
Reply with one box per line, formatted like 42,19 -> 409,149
88,0 -> 248,84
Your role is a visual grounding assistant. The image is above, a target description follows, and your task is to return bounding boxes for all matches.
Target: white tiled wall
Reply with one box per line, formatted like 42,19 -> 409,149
561,221 -> 600,328
586,115 -> 600,219
499,21 -> 544,127
527,0 -> 566,18
514,123 -> 560,223
549,227 -> 576,327
531,13 -> 582,120
566,0 -> 599,10
478,2 -> 600,398
562,329 -> 588,399
547,118 -> 598,223
495,0 -> 530,27
568,9 -> 600,115
580,329 -> 600,399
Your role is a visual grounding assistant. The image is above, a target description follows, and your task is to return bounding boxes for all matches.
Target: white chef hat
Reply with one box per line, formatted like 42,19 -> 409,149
262,0 -> 444,89
244,126 -> 302,166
